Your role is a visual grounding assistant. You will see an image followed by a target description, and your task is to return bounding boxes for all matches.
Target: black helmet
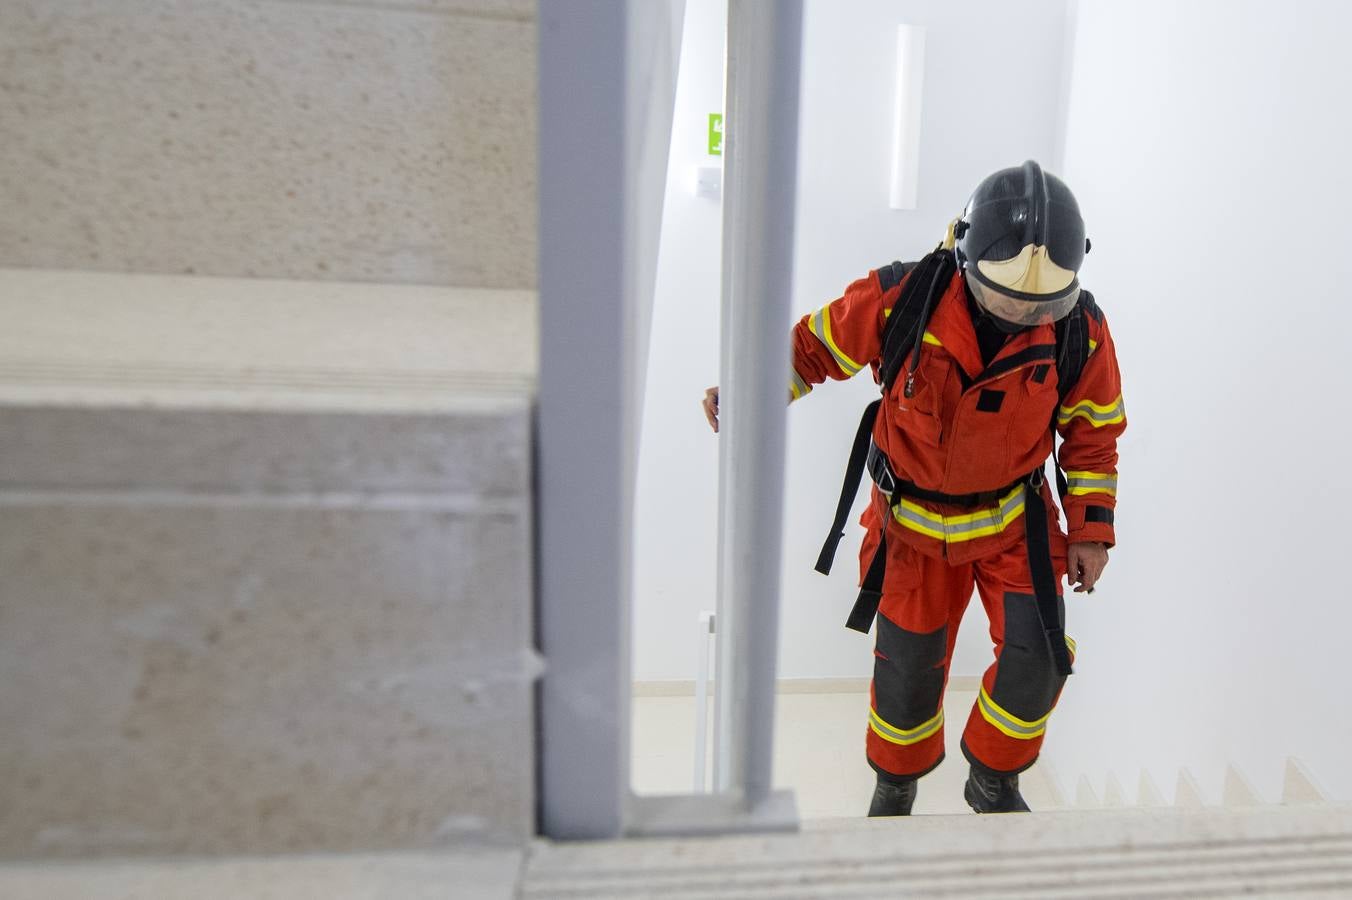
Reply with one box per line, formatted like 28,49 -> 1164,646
954,160 -> 1088,328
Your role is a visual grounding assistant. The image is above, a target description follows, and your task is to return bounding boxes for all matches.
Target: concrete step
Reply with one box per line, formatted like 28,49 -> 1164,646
5,807 -> 1348,898
0,268 -> 534,412
0,269 -> 538,859
522,806 -> 1352,899
0,848 -> 525,900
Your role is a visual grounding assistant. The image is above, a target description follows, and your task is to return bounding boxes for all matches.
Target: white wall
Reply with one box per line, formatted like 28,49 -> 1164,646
1045,0 -> 1352,805
632,0 -> 727,683
633,0 -> 1073,681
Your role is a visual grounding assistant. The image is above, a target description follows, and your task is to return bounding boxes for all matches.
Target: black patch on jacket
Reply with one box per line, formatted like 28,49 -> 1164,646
976,389 -> 1005,413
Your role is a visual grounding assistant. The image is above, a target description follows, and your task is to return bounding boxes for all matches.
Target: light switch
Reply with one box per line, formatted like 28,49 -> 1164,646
695,165 -> 722,200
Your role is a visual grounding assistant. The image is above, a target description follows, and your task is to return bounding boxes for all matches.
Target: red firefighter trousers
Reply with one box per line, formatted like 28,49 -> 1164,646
861,517 -> 1072,782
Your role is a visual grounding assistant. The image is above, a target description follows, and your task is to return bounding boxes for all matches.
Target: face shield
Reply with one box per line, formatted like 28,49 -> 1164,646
967,274 -> 1080,327
965,242 -> 1080,328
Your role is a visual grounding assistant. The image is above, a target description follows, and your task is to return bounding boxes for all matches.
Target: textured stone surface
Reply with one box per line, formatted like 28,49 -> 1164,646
522,808 -> 1352,898
0,278 -> 536,857
332,0 -> 533,17
0,268 -> 537,411
0,406 -> 529,496
0,496 -> 534,857
0,0 -> 537,288
0,848 -> 524,899
3,807 -> 1352,898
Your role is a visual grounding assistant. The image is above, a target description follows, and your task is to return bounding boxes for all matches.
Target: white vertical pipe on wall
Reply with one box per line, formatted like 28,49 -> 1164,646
711,0 -> 804,807
888,25 -> 927,210
693,611 -> 715,793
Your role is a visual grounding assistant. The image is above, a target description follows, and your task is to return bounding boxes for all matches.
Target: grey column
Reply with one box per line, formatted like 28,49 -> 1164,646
712,0 -> 804,807
537,0 -> 631,840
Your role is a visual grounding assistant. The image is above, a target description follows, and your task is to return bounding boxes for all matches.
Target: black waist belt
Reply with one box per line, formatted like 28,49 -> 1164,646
866,441 -> 1020,509
817,401 -> 1072,676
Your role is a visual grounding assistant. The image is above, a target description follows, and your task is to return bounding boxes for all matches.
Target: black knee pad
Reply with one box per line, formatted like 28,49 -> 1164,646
873,614 -> 947,729
990,592 -> 1067,722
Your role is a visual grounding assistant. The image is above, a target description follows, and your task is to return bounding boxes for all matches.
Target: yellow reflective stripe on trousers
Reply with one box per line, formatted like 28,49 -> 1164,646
1058,394 -> 1125,428
977,685 -> 1050,740
891,486 -> 1025,543
869,707 -> 944,746
808,307 -> 864,376
1065,470 -> 1117,497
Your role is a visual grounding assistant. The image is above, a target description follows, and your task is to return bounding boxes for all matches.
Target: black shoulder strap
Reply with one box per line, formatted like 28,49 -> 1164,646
814,250 -> 948,578
875,259 -> 913,295
1051,290 -> 1098,498
1054,290 -> 1097,405
879,249 -> 952,393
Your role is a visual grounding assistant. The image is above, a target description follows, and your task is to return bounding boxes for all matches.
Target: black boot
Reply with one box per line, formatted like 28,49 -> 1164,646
868,775 -> 918,817
964,767 -> 1031,813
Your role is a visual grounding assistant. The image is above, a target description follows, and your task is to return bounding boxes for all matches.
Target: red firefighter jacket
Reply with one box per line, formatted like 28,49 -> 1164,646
791,266 -> 1125,565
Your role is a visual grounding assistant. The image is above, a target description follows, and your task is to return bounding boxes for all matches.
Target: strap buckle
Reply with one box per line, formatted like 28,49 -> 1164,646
866,441 -> 897,496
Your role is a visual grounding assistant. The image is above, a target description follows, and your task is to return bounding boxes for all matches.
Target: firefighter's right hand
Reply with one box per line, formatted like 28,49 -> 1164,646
702,386 -> 720,433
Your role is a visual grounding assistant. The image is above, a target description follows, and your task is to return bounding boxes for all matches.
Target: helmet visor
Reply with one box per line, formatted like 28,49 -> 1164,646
968,274 -> 1080,327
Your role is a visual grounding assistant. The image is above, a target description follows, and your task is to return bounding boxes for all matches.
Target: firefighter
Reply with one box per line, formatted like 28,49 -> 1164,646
702,161 -> 1124,815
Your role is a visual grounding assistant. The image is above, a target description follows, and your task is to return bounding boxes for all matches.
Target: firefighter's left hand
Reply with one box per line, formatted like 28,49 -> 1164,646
1067,542 -> 1108,594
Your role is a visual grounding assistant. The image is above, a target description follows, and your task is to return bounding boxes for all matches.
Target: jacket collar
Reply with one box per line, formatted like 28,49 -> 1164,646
926,272 -> 1057,383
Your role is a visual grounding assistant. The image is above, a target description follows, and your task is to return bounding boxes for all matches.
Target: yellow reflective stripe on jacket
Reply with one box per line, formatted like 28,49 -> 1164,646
789,368 -> 811,402
1064,634 -> 1077,656
1065,470 -> 1117,497
1058,393 -> 1125,428
808,307 -> 864,376
869,707 -> 944,746
880,309 -> 942,348
891,486 -> 1025,544
977,685 -> 1050,740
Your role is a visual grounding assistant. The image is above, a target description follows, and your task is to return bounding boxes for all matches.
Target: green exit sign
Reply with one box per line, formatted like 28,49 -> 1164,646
707,113 -> 723,156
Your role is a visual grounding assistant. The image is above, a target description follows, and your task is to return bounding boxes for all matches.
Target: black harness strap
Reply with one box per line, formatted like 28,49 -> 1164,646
1053,296 -> 1091,498
814,252 -> 938,578
815,398 -> 882,577
847,532 -> 889,633
1022,470 -> 1075,676
879,252 -> 954,393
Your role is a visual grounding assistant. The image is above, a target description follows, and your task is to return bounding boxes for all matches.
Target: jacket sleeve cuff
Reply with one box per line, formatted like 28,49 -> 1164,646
1068,523 -> 1115,548
1065,503 -> 1116,548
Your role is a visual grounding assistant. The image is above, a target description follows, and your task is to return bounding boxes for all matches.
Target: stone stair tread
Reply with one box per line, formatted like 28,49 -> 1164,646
0,268 -> 536,411
522,807 -> 1352,898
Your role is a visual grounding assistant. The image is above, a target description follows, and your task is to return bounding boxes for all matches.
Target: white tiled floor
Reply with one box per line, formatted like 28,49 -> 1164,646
632,689 -> 1062,818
